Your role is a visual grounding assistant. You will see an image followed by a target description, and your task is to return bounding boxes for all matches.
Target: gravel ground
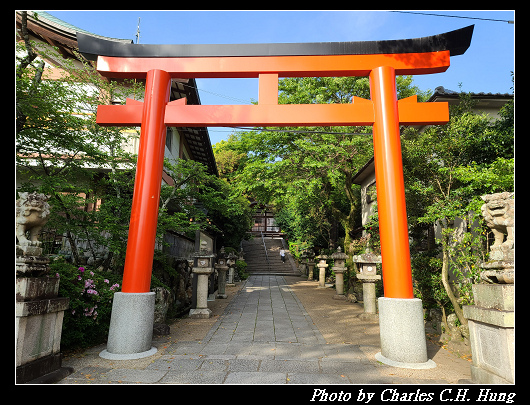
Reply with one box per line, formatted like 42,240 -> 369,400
60,276 -> 472,384
61,282 -> 245,374
283,276 -> 473,383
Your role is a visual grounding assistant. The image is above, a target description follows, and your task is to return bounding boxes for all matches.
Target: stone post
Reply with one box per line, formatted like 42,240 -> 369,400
189,242 -> 215,319
352,252 -> 382,322
16,192 -> 72,383
226,251 -> 237,286
306,249 -> 315,281
463,192 -> 514,384
300,250 -> 308,277
315,254 -> 328,288
215,247 -> 229,299
331,247 -> 348,300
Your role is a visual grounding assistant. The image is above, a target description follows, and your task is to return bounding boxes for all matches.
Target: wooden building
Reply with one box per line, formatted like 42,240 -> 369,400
16,11 -> 218,178
16,11 -> 218,259
249,202 -> 282,237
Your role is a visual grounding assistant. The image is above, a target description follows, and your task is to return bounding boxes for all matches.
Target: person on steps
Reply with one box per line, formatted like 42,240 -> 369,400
280,248 -> 286,263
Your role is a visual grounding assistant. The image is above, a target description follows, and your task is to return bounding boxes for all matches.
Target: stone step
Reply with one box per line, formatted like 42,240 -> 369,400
242,237 -> 300,276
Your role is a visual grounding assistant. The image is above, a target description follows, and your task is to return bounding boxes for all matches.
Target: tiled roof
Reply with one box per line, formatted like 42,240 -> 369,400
30,11 -> 133,43
17,11 -> 218,176
431,86 -> 513,99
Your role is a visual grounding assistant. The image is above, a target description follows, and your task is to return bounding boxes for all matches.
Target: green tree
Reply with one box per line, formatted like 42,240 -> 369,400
17,22 -> 251,274
160,158 -> 253,249
402,91 -> 514,327
212,139 -> 248,185
16,20 -> 143,266
224,75 -> 426,251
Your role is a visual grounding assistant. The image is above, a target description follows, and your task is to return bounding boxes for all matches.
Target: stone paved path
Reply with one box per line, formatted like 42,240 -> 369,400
59,275 -> 468,384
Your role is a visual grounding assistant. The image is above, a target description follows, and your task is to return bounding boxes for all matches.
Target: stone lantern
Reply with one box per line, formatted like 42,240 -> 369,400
16,192 -> 72,383
214,247 -> 229,299
226,251 -> 237,285
352,251 -> 382,321
463,192 -> 515,384
315,254 -> 328,289
331,246 -> 348,300
306,249 -> 316,281
299,249 -> 308,277
189,241 -> 216,318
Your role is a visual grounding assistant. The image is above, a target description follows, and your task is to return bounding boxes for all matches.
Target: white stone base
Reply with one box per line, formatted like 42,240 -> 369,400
100,347 -> 157,360
463,284 -> 514,384
100,292 -> 156,360
375,352 -> 436,369
378,297 -> 435,368
189,308 -> 212,319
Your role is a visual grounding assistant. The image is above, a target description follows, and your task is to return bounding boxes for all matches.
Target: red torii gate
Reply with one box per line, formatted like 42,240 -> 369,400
79,26 -> 474,365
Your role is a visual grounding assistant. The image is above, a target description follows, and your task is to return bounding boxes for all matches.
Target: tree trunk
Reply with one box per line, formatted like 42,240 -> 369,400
53,193 -> 81,266
342,169 -> 358,253
438,302 -> 450,334
341,213 -> 355,252
441,231 -> 468,327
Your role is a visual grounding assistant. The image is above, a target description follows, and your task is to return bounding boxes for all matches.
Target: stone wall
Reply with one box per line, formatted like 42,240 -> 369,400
152,255 -> 194,322
463,192 -> 514,384
16,192 -> 72,383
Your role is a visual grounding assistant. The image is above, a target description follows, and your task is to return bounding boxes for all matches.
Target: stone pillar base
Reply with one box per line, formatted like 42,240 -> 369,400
317,264 -> 328,288
358,312 -> 379,322
189,308 -> 212,319
16,351 -> 73,384
463,284 -> 514,384
470,364 -> 512,384
16,269 -> 71,383
377,297 -> 436,369
375,352 -> 436,370
216,267 -> 228,299
100,292 -> 156,360
307,263 -> 315,279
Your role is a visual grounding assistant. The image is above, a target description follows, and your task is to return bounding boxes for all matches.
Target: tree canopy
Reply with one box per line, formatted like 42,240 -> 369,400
16,29 -> 251,273
401,88 -> 514,327
214,75 -> 430,250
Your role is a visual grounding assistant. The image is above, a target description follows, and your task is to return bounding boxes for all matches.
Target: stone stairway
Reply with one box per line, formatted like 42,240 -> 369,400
241,237 -> 300,276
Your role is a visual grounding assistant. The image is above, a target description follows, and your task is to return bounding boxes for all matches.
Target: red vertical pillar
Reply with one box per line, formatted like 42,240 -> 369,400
121,69 -> 172,293
369,66 -> 414,299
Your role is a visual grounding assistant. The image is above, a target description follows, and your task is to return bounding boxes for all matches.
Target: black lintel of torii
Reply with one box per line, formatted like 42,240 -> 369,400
77,25 -> 474,61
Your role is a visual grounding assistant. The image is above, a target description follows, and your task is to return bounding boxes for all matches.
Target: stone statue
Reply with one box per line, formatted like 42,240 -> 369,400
464,191 -> 515,384
16,192 -> 51,247
15,191 -> 71,382
481,192 -> 514,252
480,192 -> 514,284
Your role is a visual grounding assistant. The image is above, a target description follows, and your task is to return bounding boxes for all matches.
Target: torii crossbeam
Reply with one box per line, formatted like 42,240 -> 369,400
79,25 -> 474,365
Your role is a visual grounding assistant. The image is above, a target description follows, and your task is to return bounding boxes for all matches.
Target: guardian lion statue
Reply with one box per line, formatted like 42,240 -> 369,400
16,192 -> 50,247
481,192 -> 514,250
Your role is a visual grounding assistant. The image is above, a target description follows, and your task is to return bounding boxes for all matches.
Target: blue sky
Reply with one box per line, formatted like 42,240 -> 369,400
46,10 -> 514,145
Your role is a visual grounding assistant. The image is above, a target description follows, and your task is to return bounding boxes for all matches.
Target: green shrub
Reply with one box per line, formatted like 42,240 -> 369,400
51,257 -> 121,349
235,260 -> 249,280
410,250 -> 448,312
